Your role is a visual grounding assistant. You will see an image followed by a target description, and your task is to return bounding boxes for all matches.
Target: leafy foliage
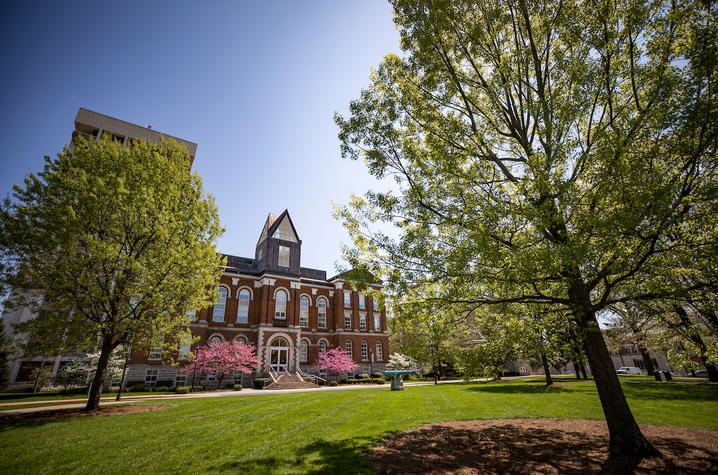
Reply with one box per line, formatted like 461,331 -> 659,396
188,340 -> 258,389
314,347 -> 358,380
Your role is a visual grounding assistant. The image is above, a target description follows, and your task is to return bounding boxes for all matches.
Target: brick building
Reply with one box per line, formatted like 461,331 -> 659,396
126,210 -> 390,388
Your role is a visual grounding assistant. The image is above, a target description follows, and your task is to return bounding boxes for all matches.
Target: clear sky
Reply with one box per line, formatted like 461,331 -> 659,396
0,1 -> 400,275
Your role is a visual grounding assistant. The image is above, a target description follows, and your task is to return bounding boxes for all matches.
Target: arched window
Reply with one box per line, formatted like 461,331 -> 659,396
237,289 -> 250,323
299,339 -> 308,362
275,290 -> 287,319
209,335 -> 223,344
299,296 -> 309,327
317,298 -> 327,328
345,340 -> 353,358
234,334 -> 248,344
213,287 -> 227,322
361,340 -> 368,360
376,341 -> 383,361
318,339 -> 328,353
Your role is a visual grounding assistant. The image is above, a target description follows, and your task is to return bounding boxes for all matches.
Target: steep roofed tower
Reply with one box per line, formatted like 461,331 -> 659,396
254,210 -> 302,277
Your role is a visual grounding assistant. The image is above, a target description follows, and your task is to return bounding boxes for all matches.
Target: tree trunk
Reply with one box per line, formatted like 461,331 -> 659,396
638,347 -> 655,375
540,351 -> 553,385
574,361 -> 581,379
579,315 -> 658,457
33,353 -> 46,394
580,364 -> 588,379
85,335 -> 114,411
702,359 -> 718,382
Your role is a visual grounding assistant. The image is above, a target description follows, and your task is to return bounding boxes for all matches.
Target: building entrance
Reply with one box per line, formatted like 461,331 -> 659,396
269,337 -> 289,373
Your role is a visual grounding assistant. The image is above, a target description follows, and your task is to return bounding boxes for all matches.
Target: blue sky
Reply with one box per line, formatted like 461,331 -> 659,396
0,1 -> 400,274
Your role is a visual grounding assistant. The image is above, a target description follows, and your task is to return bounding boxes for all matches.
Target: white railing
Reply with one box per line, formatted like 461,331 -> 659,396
296,363 -> 327,385
269,366 -> 279,384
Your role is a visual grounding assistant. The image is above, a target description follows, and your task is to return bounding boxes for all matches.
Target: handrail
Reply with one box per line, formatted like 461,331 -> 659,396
269,366 -> 278,383
295,363 -> 326,385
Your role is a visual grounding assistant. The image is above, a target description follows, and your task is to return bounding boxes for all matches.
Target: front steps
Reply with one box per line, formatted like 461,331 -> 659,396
266,372 -> 319,390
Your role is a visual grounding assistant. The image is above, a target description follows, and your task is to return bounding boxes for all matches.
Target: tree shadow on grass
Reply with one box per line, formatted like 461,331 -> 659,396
210,432 -> 396,474
466,384 -> 573,395
372,420 -> 718,474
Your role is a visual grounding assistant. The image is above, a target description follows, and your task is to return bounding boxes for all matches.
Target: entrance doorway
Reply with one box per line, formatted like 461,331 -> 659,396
270,337 -> 289,373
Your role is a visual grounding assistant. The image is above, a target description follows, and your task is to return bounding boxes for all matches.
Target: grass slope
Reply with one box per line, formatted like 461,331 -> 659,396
1,380 -> 716,474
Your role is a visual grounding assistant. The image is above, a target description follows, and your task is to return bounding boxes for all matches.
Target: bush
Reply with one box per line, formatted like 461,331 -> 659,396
329,381 -> 338,386
370,372 -> 383,379
192,385 -> 204,392
372,378 -> 386,384
357,373 -> 370,379
175,386 -> 190,394
254,378 -> 270,389
156,386 -> 169,392
233,384 -> 242,391
156,380 -> 174,388
224,383 -> 234,389
129,383 -> 151,392
346,378 -> 373,384
339,378 -> 348,385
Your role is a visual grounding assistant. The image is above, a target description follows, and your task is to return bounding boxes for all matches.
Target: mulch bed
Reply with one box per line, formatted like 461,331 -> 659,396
0,404 -> 170,423
373,418 -> 718,474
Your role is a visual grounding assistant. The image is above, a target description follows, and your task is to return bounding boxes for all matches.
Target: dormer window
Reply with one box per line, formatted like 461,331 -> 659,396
278,246 -> 290,267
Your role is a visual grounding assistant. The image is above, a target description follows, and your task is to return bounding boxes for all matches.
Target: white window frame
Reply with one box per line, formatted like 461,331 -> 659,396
376,341 -> 383,361
374,314 -> 380,332
299,339 -> 308,362
360,314 -> 366,331
237,289 -> 250,323
361,340 -> 368,360
299,296 -> 309,327
344,292 -> 351,308
175,374 -> 187,387
145,369 -> 158,384
373,297 -> 379,311
213,287 -> 227,322
344,313 -> 351,331
317,298 -> 327,328
345,340 -> 353,358
359,293 -> 365,309
148,347 -> 162,360
318,339 -> 328,354
275,289 -> 287,319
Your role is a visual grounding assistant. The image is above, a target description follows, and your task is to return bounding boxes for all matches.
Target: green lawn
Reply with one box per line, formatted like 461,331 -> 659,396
0,391 -> 171,406
1,380 -> 716,474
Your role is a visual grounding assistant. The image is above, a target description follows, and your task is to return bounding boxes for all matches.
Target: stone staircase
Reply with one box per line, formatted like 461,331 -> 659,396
266,372 -> 319,390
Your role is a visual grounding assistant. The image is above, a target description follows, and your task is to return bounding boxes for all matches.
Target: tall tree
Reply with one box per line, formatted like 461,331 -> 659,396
335,0 -> 717,456
0,137 -> 224,410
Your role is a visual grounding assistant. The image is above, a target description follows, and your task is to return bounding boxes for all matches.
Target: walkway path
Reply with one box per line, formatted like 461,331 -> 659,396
0,379 -> 477,417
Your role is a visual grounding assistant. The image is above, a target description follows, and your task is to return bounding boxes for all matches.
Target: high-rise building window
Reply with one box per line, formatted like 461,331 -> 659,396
278,246 -> 290,267
299,296 -> 309,326
317,298 -> 327,328
237,289 -> 250,323
344,313 -> 351,331
275,289 -> 287,318
213,287 -> 227,322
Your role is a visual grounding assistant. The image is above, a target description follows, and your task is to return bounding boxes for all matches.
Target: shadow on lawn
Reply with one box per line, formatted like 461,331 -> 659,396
210,433 -> 395,474
372,421 -> 718,474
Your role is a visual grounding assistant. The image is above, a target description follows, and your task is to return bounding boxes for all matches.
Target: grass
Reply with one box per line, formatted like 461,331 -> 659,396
0,392 -> 170,406
0,379 -> 716,474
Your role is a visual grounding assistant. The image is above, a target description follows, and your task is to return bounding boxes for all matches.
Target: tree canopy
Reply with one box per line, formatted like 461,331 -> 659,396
0,137 -> 224,409
335,0 -> 717,457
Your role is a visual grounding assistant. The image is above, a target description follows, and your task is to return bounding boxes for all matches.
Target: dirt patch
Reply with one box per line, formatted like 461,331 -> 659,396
0,404 -> 170,423
373,418 -> 718,474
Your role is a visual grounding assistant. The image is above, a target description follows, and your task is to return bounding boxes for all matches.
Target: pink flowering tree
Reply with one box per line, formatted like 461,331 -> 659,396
314,347 -> 358,382
189,340 -> 258,389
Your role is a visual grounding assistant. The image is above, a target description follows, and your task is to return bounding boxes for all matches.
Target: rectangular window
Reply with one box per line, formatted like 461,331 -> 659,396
374,315 -> 380,332
376,341 -> 383,361
145,369 -> 158,384
233,373 -> 243,385
373,297 -> 379,311
179,344 -> 191,360
278,246 -> 290,267
175,374 -> 187,387
344,313 -> 351,331
148,347 -> 162,360
361,341 -> 368,360
345,340 -> 353,357
358,293 -> 365,309
186,310 -> 196,322
360,315 -> 366,331
299,297 -> 309,327
317,299 -> 327,328
344,292 -> 351,308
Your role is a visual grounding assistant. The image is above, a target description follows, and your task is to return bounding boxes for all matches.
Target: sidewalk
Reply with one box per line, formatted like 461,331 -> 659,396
0,379 -> 473,417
